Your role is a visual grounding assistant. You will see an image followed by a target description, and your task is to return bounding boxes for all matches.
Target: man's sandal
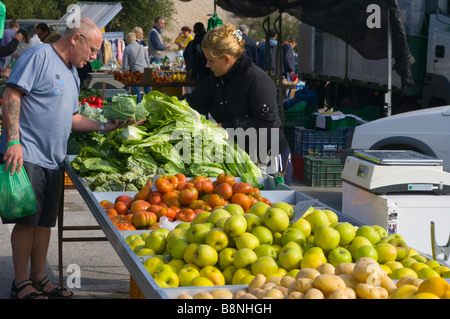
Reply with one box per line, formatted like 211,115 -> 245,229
10,279 -> 46,299
33,276 -> 74,299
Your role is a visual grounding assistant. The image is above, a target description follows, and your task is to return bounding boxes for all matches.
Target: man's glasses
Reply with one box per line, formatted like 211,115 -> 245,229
79,33 -> 100,55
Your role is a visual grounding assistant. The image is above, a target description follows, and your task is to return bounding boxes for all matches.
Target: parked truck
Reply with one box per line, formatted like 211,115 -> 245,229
297,0 -> 450,116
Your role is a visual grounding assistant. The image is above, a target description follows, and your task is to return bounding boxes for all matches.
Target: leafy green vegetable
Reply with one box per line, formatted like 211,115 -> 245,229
102,95 -> 137,121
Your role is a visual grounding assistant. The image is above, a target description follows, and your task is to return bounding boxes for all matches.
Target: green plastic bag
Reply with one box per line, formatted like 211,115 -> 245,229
0,164 -> 37,219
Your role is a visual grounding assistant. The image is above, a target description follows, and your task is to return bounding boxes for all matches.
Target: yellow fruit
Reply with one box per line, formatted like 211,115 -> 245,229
433,265 -> 450,276
425,260 -> 440,268
322,209 -> 338,224
417,277 -> 450,298
390,284 -> 418,299
384,261 -> 403,272
300,253 -> 325,270
418,267 -> 440,279
380,264 -> 392,275
411,292 -> 440,299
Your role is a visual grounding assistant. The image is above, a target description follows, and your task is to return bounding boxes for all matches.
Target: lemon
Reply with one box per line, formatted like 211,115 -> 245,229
425,260 -> 440,268
408,262 -> 429,273
411,292 -> 440,299
390,284 -> 418,299
417,277 -> 450,298
380,264 -> 392,275
385,260 -> 403,272
433,265 -> 450,276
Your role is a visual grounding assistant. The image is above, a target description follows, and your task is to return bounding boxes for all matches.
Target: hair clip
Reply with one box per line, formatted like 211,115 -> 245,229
233,29 -> 243,43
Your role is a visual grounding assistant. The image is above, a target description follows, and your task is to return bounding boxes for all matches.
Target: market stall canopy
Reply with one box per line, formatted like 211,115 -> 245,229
205,0 -> 414,91
60,1 -> 123,30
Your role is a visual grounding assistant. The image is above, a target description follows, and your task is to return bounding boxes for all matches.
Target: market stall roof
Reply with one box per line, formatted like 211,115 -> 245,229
192,0 -> 414,91
60,1 -> 123,30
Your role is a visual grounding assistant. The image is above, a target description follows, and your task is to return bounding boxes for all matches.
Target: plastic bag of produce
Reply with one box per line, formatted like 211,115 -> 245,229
0,164 -> 36,220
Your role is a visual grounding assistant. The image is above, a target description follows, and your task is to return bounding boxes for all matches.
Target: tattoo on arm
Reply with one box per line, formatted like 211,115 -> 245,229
6,98 -> 21,142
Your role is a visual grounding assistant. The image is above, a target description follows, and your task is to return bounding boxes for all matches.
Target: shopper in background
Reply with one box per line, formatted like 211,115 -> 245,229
182,24 -> 292,185
239,24 -> 258,65
1,18 -> 133,299
0,19 -> 19,69
12,29 -> 31,59
189,22 -> 211,89
132,26 -> 146,46
282,37 -> 297,82
123,31 -> 151,102
35,23 -> 50,43
147,17 -> 171,63
29,24 -> 42,46
175,26 -> 193,56
257,29 -> 277,73
0,31 -> 24,78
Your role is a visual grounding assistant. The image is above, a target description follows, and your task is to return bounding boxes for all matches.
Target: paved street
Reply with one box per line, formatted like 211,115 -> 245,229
0,179 -> 342,299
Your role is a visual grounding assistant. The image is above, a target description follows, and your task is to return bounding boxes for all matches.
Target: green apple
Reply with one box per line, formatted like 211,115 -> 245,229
167,258 -> 185,272
223,203 -> 245,215
270,202 -> 294,219
244,213 -> 261,232
327,247 -> 352,267
254,244 -> 277,259
303,246 -> 327,263
218,247 -> 237,270
354,245 -> 378,261
304,209 -> 330,233
177,266 -> 200,287
193,244 -> 218,268
143,256 -> 165,276
167,228 -> 187,242
277,242 -> 303,271
235,232 -> 260,250
183,243 -> 199,264
411,254 -> 428,263
375,242 -> 398,263
186,223 -> 211,244
191,211 -> 211,225
248,201 -> 271,217
153,269 -> 179,288
154,263 -> 177,276
232,267 -> 252,285
334,222 -> 357,246
166,238 -> 189,259
144,229 -> 169,254
224,214 -> 247,238
263,208 -> 290,232
379,234 -> 403,243
322,209 -> 338,224
425,260 -> 440,268
401,257 -> 418,268
313,225 -> 340,251
234,248 -> 258,268
348,236 -> 373,258
300,253 -> 325,269
129,238 -> 145,251
176,222 -> 191,230
388,238 -> 409,261
432,265 -> 450,276
390,267 -> 417,279
280,227 -> 306,247
251,225 -> 273,245
206,208 -> 231,226
272,231 -> 282,245
251,256 -> 278,276
355,225 -> 381,245
136,248 -> 156,256
190,276 -> 215,286
216,217 -> 228,229
384,261 -> 403,272
417,267 -> 440,279
126,234 -> 141,244
200,265 -> 226,285
289,218 -> 311,238
372,225 -> 388,239
223,265 -> 237,284
205,228 -> 229,251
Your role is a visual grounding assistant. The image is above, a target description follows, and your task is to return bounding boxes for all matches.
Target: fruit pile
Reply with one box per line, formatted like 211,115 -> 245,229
100,173 -> 270,231
176,259 -> 450,299
170,73 -> 186,82
111,70 -> 144,83
152,72 -> 172,83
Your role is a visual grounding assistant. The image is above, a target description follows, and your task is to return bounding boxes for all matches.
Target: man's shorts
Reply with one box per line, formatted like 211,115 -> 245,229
1,158 -> 64,227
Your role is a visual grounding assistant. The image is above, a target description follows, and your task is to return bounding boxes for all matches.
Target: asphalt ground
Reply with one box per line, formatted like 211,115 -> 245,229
0,178 -> 342,299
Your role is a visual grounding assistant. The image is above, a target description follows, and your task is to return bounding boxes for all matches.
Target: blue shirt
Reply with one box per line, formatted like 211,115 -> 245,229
0,44 -> 80,169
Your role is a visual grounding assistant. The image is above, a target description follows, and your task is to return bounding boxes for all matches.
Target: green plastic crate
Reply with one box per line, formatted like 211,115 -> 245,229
313,114 -> 356,131
282,101 -> 314,129
303,155 -> 344,187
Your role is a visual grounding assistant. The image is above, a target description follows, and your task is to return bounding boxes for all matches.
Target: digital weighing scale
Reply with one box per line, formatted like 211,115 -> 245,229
341,150 -> 450,195
85,72 -> 128,98
341,150 -> 450,262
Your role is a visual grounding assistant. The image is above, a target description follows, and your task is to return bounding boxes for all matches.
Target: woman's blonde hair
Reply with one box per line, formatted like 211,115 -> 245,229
202,24 -> 245,59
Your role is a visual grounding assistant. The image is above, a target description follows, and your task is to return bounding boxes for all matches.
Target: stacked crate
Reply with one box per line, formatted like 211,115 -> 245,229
293,127 -> 351,186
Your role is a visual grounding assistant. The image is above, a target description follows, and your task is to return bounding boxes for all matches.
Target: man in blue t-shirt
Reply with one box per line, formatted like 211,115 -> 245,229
1,18 -> 132,300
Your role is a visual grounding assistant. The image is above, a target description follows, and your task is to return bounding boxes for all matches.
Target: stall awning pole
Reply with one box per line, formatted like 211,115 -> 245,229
386,8 -> 392,117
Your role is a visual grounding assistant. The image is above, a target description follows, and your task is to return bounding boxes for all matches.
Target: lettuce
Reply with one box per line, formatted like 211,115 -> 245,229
102,95 -> 137,121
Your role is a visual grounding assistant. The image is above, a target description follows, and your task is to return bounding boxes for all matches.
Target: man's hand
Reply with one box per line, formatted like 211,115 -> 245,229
104,118 -> 136,132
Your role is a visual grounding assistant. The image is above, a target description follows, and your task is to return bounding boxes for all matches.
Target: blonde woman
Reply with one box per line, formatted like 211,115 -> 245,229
182,24 -> 292,184
132,26 -> 146,46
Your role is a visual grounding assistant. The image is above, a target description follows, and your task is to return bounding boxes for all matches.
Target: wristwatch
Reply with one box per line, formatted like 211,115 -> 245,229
99,122 -> 106,134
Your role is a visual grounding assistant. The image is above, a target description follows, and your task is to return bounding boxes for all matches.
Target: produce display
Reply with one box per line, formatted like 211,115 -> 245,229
111,70 -> 144,83
98,173 -> 449,299
70,91 -> 261,191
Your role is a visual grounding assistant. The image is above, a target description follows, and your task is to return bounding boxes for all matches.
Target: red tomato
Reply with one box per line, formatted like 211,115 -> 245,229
176,208 -> 196,222
157,207 -> 177,221
231,193 -> 252,211
232,182 -> 254,195
155,177 -> 173,193
208,193 -> 225,208
179,187 -> 199,206
214,182 -> 233,200
194,180 -> 214,195
131,211 -> 157,228
216,173 -> 235,186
